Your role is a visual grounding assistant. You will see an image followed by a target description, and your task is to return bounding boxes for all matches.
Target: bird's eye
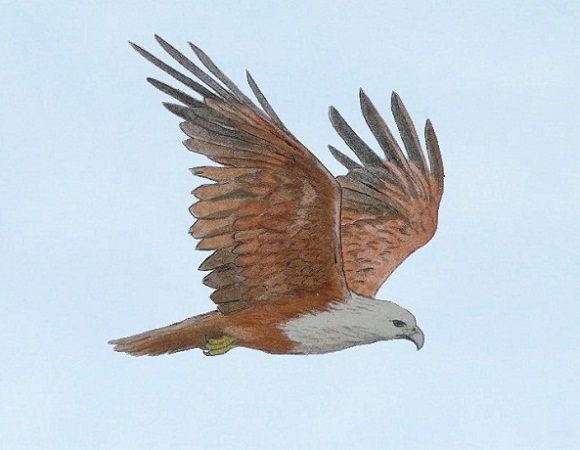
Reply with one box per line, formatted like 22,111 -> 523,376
392,320 -> 406,328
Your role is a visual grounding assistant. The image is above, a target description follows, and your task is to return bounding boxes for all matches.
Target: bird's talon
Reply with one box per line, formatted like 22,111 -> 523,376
203,335 -> 235,356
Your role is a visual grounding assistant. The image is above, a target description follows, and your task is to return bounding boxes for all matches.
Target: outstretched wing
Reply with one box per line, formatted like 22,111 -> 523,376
132,36 -> 348,314
329,90 -> 444,297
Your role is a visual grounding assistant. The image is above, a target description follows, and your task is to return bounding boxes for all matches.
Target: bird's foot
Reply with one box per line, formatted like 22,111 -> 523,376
203,335 -> 235,356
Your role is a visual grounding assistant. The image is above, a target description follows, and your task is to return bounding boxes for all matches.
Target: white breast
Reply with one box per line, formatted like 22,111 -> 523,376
280,293 -> 397,354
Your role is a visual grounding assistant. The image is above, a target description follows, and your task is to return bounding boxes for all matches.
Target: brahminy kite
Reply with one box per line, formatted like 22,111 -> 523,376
109,36 -> 444,356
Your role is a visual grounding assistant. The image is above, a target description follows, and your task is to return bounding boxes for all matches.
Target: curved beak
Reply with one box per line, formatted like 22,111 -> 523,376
405,326 -> 425,351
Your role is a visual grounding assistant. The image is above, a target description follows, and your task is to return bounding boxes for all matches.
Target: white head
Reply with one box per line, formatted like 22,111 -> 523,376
370,295 -> 425,350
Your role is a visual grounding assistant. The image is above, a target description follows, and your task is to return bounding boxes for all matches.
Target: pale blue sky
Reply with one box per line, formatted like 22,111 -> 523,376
2,1 -> 579,449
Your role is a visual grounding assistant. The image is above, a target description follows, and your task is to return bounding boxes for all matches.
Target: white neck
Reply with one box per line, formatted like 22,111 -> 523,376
280,292 -> 405,354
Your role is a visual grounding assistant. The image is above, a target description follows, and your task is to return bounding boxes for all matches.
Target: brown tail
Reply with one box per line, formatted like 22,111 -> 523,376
109,311 -> 221,356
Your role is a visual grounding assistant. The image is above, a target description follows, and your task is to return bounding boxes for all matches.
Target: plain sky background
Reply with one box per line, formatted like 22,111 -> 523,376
2,1 -> 579,449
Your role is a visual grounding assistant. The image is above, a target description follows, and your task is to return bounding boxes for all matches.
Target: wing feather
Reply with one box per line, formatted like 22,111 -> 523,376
390,92 -> 429,173
133,38 -> 349,313
329,107 -> 384,167
246,71 -> 291,134
330,91 -> 444,297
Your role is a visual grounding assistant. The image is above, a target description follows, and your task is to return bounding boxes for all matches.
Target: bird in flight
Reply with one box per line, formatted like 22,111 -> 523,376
109,36 -> 444,357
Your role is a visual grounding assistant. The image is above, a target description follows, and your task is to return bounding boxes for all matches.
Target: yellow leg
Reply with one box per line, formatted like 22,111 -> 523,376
203,335 -> 236,356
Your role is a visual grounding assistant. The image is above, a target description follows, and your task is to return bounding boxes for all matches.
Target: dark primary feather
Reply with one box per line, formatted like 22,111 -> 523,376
187,42 -> 257,107
147,78 -> 204,109
327,145 -> 362,171
246,71 -> 291,134
425,119 -> 445,188
390,92 -> 429,173
155,36 -> 232,100
359,89 -> 407,169
130,41 -> 216,99
329,106 -> 384,167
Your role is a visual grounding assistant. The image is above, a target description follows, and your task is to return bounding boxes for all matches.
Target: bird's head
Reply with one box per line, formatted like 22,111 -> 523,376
367,296 -> 425,350
388,307 -> 424,350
